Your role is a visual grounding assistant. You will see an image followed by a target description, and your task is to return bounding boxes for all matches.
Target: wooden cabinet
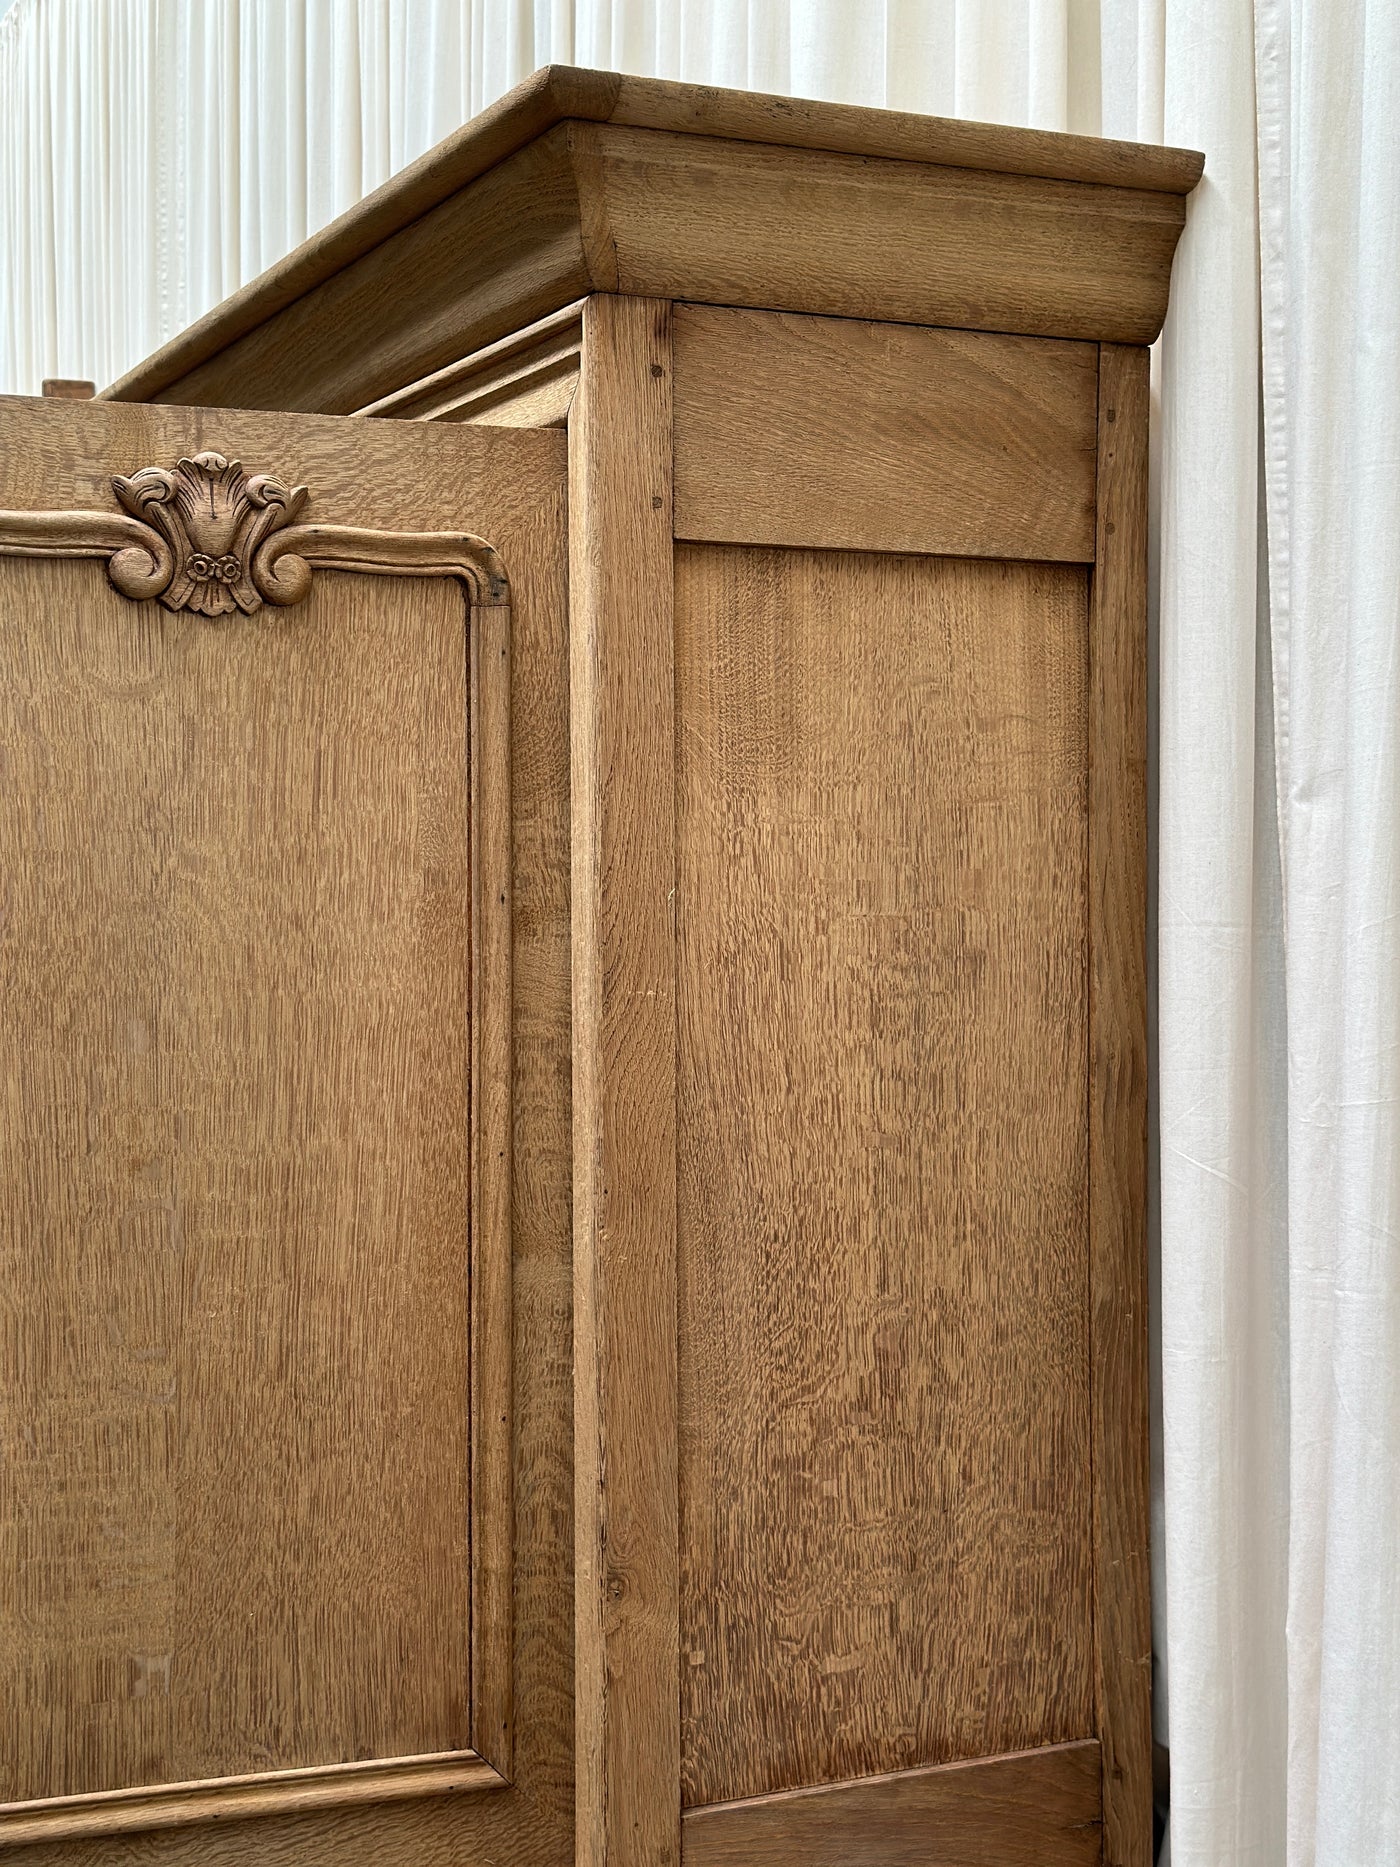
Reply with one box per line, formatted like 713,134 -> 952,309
0,66 -> 1200,1867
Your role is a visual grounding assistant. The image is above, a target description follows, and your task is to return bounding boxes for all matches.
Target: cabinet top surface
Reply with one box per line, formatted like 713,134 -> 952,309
104,64 -> 1204,409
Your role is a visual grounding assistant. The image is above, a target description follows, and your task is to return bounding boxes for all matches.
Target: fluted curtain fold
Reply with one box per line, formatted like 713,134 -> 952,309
3,5 -> 1398,1866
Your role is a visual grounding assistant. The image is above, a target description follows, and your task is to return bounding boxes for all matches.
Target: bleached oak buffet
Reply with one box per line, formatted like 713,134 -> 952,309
0,66 -> 1201,1867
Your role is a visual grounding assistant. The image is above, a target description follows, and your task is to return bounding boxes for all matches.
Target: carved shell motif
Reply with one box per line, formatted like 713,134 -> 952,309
111,452 -> 308,617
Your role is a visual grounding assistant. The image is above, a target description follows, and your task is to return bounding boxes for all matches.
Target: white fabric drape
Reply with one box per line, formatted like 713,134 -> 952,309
1156,2 -> 1289,1860
1159,3 -> 1400,1864
1255,4 -> 1400,1860
3,4 -> 1398,1865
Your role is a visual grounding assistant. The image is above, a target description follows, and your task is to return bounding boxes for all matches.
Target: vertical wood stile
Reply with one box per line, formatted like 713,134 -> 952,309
570,294 -> 681,1867
471,591 -> 515,1773
1089,342 -> 1153,1867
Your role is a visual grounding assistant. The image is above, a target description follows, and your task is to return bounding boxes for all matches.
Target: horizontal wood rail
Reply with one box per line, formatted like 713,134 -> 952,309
682,1740 -> 1103,1866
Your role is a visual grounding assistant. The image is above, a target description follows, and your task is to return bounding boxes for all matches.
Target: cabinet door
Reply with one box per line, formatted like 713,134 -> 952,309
0,396 -> 571,1867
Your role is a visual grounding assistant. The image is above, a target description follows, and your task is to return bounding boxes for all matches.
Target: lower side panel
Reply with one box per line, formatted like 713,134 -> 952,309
681,1740 -> 1102,1867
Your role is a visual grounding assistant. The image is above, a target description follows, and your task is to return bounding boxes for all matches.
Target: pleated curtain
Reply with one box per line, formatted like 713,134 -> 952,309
4,4 -> 1400,1865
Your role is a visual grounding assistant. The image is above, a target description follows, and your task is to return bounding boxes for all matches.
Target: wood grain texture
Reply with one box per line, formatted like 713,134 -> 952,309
580,125 -> 1185,346
570,297 -> 681,1867
1089,345 -> 1152,1867
0,398 -> 575,1867
672,306 -> 1097,561
358,304 -> 583,428
0,1756 -> 507,1851
0,539 -> 512,1846
471,589 -> 515,1772
104,65 -> 1201,408
0,557 -> 478,1803
674,544 -> 1094,1808
125,125 -> 593,416
597,72 -> 1203,192
681,1740 -> 1103,1867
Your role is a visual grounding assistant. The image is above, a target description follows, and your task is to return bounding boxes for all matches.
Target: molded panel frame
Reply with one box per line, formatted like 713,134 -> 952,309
0,452 -> 516,1848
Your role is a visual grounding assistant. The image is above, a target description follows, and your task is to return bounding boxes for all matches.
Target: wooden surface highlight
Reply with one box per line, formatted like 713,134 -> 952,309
570,297 -> 682,1867
471,589 -> 515,1772
674,543 -> 1094,1807
681,1740 -> 1103,1866
672,305 -> 1097,561
0,399 -> 575,1867
104,64 -> 1203,407
358,302 -> 584,428
577,124 -> 1186,347
0,457 -> 515,1845
1088,345 -> 1153,1867
0,1754 -> 508,1850
0,558 -> 480,1818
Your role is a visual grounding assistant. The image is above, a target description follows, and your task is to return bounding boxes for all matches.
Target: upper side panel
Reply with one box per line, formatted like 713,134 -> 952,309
672,304 -> 1098,562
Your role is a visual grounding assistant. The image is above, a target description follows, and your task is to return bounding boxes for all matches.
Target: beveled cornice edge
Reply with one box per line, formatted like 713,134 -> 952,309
355,299 -> 586,422
101,65 -> 1204,406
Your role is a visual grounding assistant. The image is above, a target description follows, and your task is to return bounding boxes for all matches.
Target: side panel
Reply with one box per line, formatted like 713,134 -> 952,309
672,306 -> 1097,562
674,542 -> 1093,1803
645,305 -> 1149,1862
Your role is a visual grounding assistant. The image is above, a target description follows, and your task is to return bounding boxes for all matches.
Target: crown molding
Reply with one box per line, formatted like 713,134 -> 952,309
101,67 -> 1203,417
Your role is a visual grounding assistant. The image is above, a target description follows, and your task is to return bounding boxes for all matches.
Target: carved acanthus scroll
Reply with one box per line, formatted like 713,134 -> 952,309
0,443 -> 515,1848
111,453 -> 308,616
0,451 -> 509,614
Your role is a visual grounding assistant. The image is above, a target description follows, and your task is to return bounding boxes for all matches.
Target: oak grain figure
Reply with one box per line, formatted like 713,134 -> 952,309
681,1740 -> 1104,1867
675,544 -> 1093,1806
4,61 -> 1197,1867
0,401 -> 542,1861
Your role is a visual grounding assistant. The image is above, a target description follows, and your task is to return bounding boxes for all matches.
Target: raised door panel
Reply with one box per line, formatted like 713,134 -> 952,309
5,561 -> 476,1795
674,544 -> 1094,1807
0,398 -> 573,1865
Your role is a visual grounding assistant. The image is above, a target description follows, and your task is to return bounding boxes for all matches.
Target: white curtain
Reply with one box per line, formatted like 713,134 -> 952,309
3,4 -> 1397,1865
1255,3 -> 1400,1859
0,0 -> 1161,394
1159,3 -> 1400,1864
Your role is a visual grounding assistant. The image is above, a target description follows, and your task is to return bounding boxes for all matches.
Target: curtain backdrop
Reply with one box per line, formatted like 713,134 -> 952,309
0,0 -> 1163,395
3,5 -> 1397,1866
